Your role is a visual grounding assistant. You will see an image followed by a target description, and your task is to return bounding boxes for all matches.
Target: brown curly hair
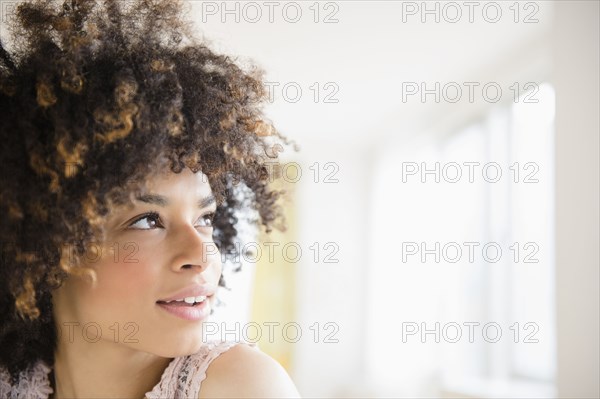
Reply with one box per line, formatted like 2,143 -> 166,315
0,0 -> 294,381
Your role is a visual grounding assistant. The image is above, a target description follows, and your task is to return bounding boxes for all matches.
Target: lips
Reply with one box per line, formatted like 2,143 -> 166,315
156,299 -> 211,321
156,284 -> 216,321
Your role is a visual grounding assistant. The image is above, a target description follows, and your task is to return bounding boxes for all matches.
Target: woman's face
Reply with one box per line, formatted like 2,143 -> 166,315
52,167 -> 222,357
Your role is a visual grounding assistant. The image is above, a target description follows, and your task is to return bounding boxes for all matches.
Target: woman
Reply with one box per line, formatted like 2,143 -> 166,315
0,0 -> 300,397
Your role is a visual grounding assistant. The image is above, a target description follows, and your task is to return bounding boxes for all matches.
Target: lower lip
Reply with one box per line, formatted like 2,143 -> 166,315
156,299 -> 211,321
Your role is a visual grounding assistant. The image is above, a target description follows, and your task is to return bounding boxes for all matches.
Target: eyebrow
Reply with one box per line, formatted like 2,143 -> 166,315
135,193 -> 216,209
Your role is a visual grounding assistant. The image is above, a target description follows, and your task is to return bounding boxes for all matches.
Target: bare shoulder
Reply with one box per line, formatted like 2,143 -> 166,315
198,343 -> 301,398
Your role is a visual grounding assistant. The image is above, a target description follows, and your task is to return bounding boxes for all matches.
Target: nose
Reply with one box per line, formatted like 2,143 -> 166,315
169,223 -> 221,273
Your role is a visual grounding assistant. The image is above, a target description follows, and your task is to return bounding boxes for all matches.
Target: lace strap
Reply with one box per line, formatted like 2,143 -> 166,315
0,361 -> 53,399
186,340 -> 258,397
145,340 -> 259,399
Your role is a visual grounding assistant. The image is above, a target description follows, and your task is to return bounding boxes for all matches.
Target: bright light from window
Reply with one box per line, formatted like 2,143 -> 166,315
366,82 -> 556,397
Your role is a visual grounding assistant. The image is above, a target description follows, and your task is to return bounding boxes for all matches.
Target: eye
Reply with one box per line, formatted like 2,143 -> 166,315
196,212 -> 215,228
128,212 -> 162,230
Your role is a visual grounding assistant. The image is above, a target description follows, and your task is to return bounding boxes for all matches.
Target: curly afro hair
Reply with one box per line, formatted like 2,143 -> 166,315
0,0 -> 294,380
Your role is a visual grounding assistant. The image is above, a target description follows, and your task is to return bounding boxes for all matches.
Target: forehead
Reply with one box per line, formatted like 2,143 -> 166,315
116,168 -> 215,211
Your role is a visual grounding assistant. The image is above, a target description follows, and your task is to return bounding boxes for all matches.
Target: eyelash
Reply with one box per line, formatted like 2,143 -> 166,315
127,211 -> 215,230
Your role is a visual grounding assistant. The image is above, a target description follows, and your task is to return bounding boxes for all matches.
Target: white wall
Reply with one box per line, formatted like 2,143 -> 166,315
552,2 -> 600,398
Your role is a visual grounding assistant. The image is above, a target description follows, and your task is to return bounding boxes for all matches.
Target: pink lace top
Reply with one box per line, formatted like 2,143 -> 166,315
0,340 -> 258,399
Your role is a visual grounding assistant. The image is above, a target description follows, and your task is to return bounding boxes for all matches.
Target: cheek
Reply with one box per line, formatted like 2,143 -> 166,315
83,245 -> 160,311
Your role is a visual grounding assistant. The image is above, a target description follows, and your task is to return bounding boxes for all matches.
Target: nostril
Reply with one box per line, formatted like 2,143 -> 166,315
179,263 -> 208,271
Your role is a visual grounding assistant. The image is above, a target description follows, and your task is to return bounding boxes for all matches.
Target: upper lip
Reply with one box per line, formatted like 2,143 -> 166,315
157,283 -> 217,302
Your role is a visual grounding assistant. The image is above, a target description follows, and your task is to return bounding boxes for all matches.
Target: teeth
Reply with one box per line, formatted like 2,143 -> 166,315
161,295 -> 209,304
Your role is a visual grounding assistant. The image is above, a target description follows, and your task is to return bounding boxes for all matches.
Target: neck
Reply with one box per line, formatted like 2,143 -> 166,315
51,336 -> 172,399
